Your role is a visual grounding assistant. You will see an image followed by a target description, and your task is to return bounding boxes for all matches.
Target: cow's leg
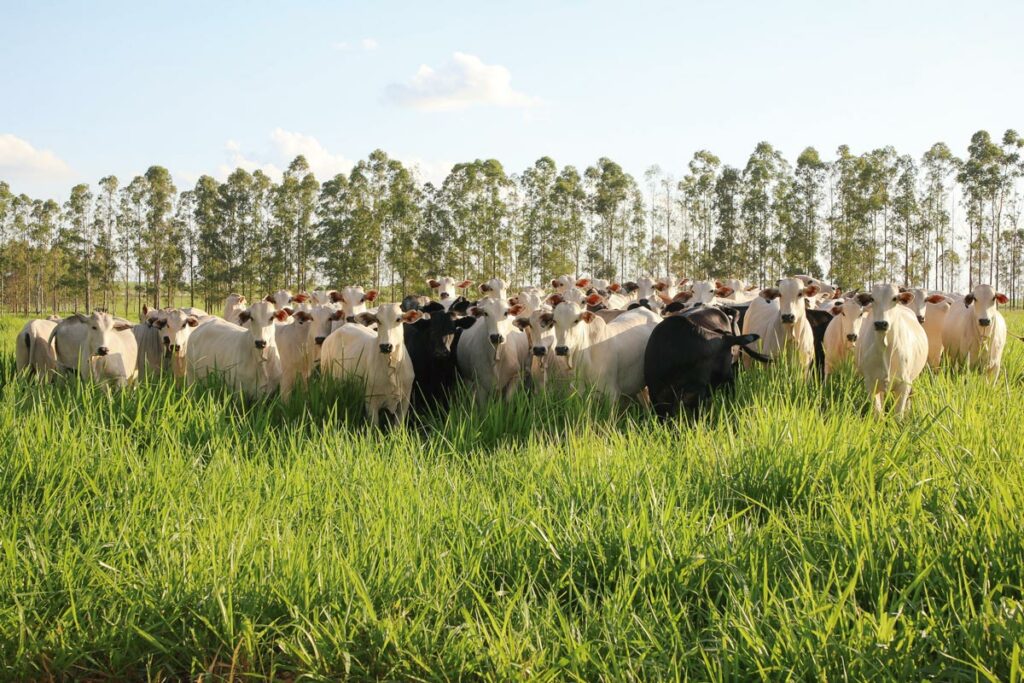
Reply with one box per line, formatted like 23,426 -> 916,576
893,382 -> 912,416
502,373 -> 520,401
366,398 -> 381,427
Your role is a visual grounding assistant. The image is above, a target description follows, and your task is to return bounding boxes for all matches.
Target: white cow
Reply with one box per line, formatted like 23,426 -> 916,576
427,277 -> 473,310
675,280 -> 734,309
856,285 -> 928,415
223,294 -> 247,325
134,306 -> 168,377
268,290 -> 294,310
456,297 -> 529,406
14,316 -> 60,377
741,278 -> 820,367
330,286 -> 379,323
186,301 -> 288,397
921,295 -> 954,368
158,308 -> 204,378
548,301 -> 660,400
49,311 -> 138,386
276,304 -> 344,399
550,275 -> 587,304
942,284 -> 1009,377
320,303 -> 422,425
477,277 -> 508,302
822,297 -> 869,376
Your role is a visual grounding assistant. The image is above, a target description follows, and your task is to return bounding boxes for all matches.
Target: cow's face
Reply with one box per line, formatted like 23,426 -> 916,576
269,290 -> 293,310
86,311 -> 131,358
470,297 -> 521,347
835,298 -> 868,344
964,284 -> 1008,334
428,276 -> 460,301
551,302 -> 597,368
308,304 -> 342,348
478,278 -> 508,301
355,303 -> 421,357
418,302 -> 457,359
162,309 -> 200,357
924,294 -> 952,321
777,277 -> 818,326
858,284 -> 912,334
551,275 -> 574,292
238,301 -> 286,350
901,288 -> 929,324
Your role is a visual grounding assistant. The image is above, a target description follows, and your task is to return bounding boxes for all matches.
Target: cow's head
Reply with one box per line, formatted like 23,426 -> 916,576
832,297 -> 869,345
857,283 -> 912,334
963,284 -> 1008,334
162,308 -> 201,358
901,287 -> 930,324
308,304 -> 343,350
478,278 -> 508,300
428,276 -> 467,301
418,301 -> 458,359
334,286 -> 378,316
550,301 -> 599,369
237,301 -> 287,350
470,297 -> 523,349
774,277 -> 819,326
84,311 -> 132,358
354,302 -> 422,357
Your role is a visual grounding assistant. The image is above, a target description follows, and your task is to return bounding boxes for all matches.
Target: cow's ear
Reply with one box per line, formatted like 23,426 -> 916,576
545,293 -> 563,307
745,284 -> 757,291
575,277 -> 590,288
470,306 -> 486,318
585,292 -> 604,306
427,279 -> 441,289
673,291 -> 694,303
996,292 -> 1009,305
831,305 -> 843,316
608,282 -> 622,293
855,293 -> 873,307
330,309 -> 346,321
328,290 -> 343,303
730,333 -> 760,347
478,283 -> 492,294
113,322 -> 133,332
294,311 -> 313,323
678,278 -> 690,287
761,288 -> 781,301
292,293 -> 310,303
355,312 -> 379,326
264,295 -> 276,304
422,302 -> 445,314
238,310 -> 252,324
513,317 -> 530,331
283,307 -> 295,316
623,281 -> 639,293
803,285 -> 820,298
897,291 -> 914,305
580,310 -> 596,323
964,293 -> 975,306
538,312 -> 554,329
509,303 -> 525,316
715,286 -> 734,298
925,293 -> 946,304
550,279 -> 560,288
363,289 -> 379,302
507,297 -> 519,306
186,316 -> 199,327
402,310 -> 423,323
273,309 -> 290,322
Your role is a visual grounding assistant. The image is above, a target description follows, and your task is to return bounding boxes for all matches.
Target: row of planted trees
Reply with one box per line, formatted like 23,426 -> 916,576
0,130 -> 1022,319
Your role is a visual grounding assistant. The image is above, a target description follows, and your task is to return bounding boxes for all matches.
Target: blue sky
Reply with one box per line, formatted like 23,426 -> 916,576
2,0 -> 1022,198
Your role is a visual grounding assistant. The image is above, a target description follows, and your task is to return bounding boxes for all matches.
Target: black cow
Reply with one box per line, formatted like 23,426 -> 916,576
403,301 -> 476,412
805,308 -> 834,376
644,307 -> 768,419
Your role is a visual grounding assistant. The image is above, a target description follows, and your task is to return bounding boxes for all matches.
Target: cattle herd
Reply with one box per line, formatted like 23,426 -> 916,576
13,274 -> 1012,422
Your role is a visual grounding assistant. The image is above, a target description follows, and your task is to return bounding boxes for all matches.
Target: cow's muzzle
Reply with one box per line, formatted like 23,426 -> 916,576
315,336 -> 326,345
916,315 -> 925,324
874,321 -> 889,332
440,292 -> 450,299
379,343 -> 393,354
96,346 -> 109,357
846,333 -> 858,342
780,313 -> 796,324
979,318 -> 991,327
532,346 -> 547,357
254,340 -> 267,349
555,346 -> 569,356
489,333 -> 504,345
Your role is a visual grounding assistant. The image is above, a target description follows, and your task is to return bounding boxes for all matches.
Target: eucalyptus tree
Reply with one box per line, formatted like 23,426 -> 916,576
920,143 -> 958,290
95,176 -> 119,309
61,183 -> 93,310
679,150 -> 719,276
551,165 -> 586,277
710,166 -> 743,277
741,142 -> 787,284
782,147 -> 826,277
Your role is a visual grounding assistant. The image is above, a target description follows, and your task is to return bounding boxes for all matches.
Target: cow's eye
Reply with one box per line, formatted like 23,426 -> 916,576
892,297 -> 898,302
573,319 -> 580,325
395,317 -> 402,323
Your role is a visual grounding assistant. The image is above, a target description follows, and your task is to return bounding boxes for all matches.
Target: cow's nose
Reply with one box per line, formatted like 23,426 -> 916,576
96,346 -> 109,356
315,336 -> 326,345
555,346 -> 569,356
780,313 -> 796,324
489,333 -> 504,345
379,343 -> 393,354
874,321 -> 889,332
162,336 -> 170,345
979,318 -> 991,327
254,340 -> 267,349
916,315 -> 925,324
846,333 -> 858,342
532,346 -> 547,357
440,292 -> 450,299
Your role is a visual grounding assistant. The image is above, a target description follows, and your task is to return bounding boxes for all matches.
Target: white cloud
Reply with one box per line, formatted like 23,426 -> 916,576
333,37 -> 379,52
384,52 -> 541,112
0,133 -> 73,182
218,129 -> 354,180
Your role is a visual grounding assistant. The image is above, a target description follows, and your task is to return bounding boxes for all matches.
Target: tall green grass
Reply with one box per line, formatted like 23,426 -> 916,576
0,314 -> 1022,680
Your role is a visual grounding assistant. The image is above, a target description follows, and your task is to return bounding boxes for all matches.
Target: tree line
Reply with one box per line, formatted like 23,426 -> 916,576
0,129 -> 1021,318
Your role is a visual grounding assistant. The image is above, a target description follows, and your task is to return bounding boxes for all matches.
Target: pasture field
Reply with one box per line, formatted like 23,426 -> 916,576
1,313 -> 1023,681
